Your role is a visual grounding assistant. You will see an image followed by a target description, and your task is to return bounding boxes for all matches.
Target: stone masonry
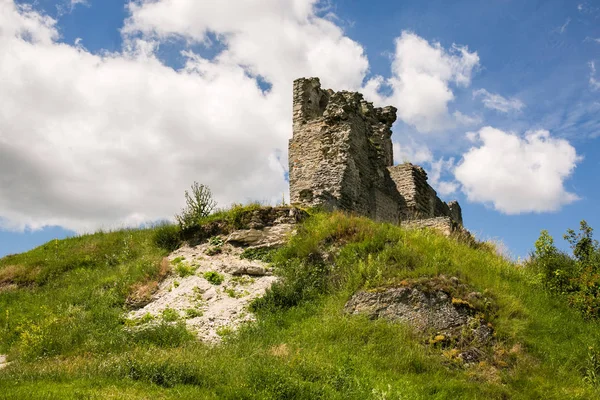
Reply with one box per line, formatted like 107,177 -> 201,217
288,77 -> 464,232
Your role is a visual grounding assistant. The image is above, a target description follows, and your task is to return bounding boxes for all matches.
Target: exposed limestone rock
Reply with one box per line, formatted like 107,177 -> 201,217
182,206 -> 308,243
288,77 -> 464,234
127,207 -> 304,344
127,242 -> 278,344
345,287 -> 470,331
226,224 -> 295,248
344,276 -> 496,363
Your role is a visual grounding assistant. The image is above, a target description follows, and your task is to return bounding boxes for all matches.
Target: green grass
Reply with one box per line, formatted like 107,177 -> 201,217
1,211 -> 600,398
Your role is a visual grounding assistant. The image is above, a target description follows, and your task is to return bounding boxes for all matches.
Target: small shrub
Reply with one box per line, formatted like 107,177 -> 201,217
530,222 -> 600,319
176,182 -> 217,232
569,266 -> 600,319
152,223 -> 181,252
209,236 -> 224,246
203,271 -> 224,285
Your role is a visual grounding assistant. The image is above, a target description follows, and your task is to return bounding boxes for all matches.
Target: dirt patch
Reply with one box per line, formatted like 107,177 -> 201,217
126,258 -> 172,308
0,264 -> 40,287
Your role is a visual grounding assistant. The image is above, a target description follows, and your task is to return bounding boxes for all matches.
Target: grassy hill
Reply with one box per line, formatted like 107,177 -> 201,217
1,209 -> 600,399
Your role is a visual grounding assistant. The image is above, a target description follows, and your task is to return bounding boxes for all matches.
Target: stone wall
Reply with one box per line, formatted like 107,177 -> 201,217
288,77 -> 463,231
387,163 -> 462,224
403,217 -> 458,237
289,77 -> 404,223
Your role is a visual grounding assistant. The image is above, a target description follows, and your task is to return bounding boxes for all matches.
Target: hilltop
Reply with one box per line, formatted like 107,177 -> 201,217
1,205 -> 600,399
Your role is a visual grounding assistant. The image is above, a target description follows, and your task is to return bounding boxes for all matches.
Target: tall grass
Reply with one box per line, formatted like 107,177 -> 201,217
1,211 -> 599,398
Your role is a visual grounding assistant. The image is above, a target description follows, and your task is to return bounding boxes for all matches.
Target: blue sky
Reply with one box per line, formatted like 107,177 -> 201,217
1,0 -> 599,259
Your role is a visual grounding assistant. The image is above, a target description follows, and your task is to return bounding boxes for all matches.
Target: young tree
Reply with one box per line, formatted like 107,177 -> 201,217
176,182 -> 217,231
564,220 -> 599,267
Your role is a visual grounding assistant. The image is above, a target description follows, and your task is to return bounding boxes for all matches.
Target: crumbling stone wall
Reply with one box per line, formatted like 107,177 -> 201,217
288,77 -> 463,230
289,77 -> 404,223
403,217 -> 458,237
387,163 -> 463,224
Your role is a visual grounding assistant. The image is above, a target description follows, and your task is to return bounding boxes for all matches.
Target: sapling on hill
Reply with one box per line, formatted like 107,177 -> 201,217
175,182 -> 217,232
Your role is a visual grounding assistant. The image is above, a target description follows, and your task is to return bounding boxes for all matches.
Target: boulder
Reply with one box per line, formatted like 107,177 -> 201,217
226,224 -> 295,248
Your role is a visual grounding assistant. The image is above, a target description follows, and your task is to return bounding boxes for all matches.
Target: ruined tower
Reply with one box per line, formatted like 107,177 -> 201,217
288,77 -> 464,231
288,77 -> 405,223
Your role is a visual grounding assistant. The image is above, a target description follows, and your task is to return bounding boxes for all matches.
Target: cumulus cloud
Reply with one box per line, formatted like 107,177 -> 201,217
363,31 -> 480,132
122,0 -> 368,91
0,0 -> 369,232
454,127 -> 581,214
473,89 -> 524,113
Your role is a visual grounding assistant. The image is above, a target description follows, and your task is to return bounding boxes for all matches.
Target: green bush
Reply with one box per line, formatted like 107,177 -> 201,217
569,266 -> 600,319
152,223 -> 181,252
203,271 -> 224,285
531,221 -> 600,319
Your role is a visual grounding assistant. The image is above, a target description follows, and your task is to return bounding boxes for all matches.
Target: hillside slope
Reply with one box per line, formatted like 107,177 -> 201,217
1,209 -> 600,399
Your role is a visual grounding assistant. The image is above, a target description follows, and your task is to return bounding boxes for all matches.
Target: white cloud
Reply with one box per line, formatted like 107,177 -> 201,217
453,110 -> 482,126
70,0 -> 89,7
56,0 -> 90,16
465,131 -> 478,142
590,61 -> 600,90
436,181 -> 459,196
393,141 -> 433,165
454,127 -> 581,214
363,31 -> 480,132
473,89 -> 524,113
427,158 -> 458,196
0,0 -> 369,233
122,0 -> 368,91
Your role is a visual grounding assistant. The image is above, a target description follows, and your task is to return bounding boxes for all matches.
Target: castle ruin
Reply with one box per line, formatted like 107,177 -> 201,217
288,77 -> 463,234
